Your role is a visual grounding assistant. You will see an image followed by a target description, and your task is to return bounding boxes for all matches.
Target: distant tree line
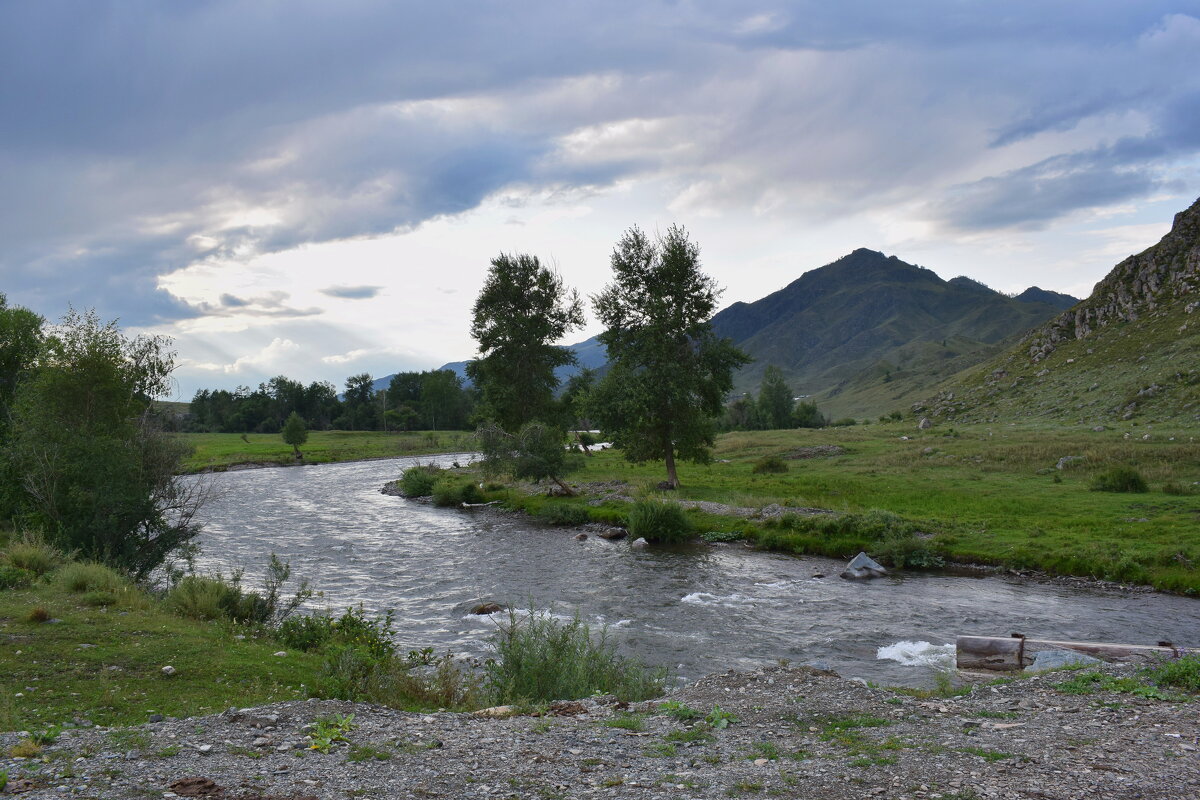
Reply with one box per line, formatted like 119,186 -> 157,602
185,369 -> 476,433
718,365 -> 828,431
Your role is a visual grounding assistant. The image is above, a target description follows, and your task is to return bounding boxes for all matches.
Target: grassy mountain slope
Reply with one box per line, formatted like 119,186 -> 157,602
921,195 -> 1200,425
710,248 -> 1071,417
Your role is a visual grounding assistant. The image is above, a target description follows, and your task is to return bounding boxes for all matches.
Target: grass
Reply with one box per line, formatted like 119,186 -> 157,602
518,423 -> 1200,592
178,430 -> 474,473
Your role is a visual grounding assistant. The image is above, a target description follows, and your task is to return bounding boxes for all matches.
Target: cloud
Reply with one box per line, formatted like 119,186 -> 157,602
320,285 -> 384,300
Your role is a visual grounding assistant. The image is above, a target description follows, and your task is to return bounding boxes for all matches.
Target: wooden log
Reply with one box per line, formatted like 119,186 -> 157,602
957,634 -> 1184,671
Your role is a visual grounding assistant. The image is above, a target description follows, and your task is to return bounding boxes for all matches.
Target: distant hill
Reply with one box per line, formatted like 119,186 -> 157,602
1015,286 -> 1079,311
707,248 -> 1072,417
919,194 -> 1200,425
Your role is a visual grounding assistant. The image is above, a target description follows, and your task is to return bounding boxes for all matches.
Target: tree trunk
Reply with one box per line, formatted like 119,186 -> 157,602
552,476 -> 576,496
663,444 -> 679,489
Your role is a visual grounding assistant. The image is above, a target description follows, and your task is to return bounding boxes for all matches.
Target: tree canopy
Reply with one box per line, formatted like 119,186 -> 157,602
466,253 -> 584,431
3,309 -> 203,578
757,365 -> 794,430
591,225 -> 750,487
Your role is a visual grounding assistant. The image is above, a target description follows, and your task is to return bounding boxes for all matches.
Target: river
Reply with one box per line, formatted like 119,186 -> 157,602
191,455 -> 1200,687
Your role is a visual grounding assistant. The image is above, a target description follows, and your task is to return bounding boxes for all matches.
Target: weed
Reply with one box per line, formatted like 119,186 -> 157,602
971,710 -> 1019,719
749,741 -> 780,760
603,713 -> 646,732
536,504 -> 592,526
484,608 -> 668,704
851,755 -> 898,767
1145,652 -> 1200,692
57,562 -> 126,593
30,726 -> 60,745
751,456 -> 788,474
699,529 -> 745,543
664,727 -> 716,745
108,728 -> 151,751
1055,670 -> 1172,700
657,700 -> 703,721
309,714 -> 356,752
600,776 -> 624,787
644,742 -> 678,758
0,769 -> 6,792
81,590 -> 119,607
431,475 -> 483,507
1090,466 -> 1149,493
0,566 -> 35,590
8,739 -> 42,758
155,745 -> 181,758
726,779 -> 764,795
346,743 -> 392,762
227,745 -> 264,759
705,705 -> 738,729
26,606 -> 50,623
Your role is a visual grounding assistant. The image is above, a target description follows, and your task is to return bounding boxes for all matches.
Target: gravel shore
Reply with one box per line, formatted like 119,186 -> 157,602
3,662 -> 1196,799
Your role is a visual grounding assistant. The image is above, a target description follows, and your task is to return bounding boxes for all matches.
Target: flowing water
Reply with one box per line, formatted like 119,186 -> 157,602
190,455 -> 1200,686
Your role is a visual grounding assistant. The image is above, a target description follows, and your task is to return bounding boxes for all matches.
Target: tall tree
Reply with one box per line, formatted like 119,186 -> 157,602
757,365 -> 794,430
591,225 -> 750,488
5,309 -> 204,578
466,253 -> 584,430
341,373 -> 377,430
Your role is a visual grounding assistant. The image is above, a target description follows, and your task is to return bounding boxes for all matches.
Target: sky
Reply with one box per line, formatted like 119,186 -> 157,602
3,1 -> 1200,401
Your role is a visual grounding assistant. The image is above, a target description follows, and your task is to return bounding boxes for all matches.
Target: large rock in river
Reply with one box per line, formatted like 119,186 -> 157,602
840,552 -> 887,580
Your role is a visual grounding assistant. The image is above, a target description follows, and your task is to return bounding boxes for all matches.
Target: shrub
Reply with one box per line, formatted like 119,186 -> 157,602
829,417 -> 857,427
81,590 -> 118,607
628,500 -> 692,544
277,613 -> 336,652
26,606 -> 50,623
0,566 -> 34,590
431,476 -> 483,507
484,610 -> 668,704
700,529 -> 745,543
1162,482 -> 1188,496
57,562 -> 127,593
4,540 -> 59,576
751,456 -> 788,474
874,534 -> 945,569
1090,466 -> 1149,493
536,504 -> 592,526
397,465 -> 443,498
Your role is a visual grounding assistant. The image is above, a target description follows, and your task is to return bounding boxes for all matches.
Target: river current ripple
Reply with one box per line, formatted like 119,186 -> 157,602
189,455 -> 1200,686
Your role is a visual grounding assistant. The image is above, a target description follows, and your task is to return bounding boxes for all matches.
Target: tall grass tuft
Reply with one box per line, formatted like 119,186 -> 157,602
166,575 -> 242,621
56,562 -> 127,593
4,538 -> 60,577
751,456 -> 788,474
1090,466 -> 1149,493
628,500 -> 692,543
484,609 -> 668,704
431,475 -> 483,507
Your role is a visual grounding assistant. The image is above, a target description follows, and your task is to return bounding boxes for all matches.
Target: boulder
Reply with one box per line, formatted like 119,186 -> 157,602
574,532 -> 588,541
597,528 -> 628,540
1027,649 -> 1102,672
840,552 -> 887,580
918,417 -> 932,430
630,537 -> 649,549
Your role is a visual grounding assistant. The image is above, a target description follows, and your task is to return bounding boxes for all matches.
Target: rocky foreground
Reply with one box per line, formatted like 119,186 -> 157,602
2,663 -> 1196,799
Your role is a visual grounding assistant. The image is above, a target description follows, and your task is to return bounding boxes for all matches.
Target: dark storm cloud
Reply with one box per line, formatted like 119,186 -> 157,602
320,286 -> 384,300
2,1 -> 1200,322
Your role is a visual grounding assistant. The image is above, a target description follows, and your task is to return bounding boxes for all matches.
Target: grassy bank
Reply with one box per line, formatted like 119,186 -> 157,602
0,535 -> 664,733
460,422 -> 1200,593
178,430 -> 474,473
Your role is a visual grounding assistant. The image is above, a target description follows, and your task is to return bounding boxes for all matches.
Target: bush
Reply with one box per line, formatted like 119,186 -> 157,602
397,465 -> 443,497
277,613 -> 336,652
536,504 -> 592,526
751,456 -> 788,474
4,540 -> 59,576
484,610 -> 668,704
431,476 -> 483,507
829,417 -> 857,427
1162,482 -> 1188,496
0,566 -> 35,589
1090,466 -> 1149,493
57,562 -> 127,593
628,500 -> 692,543
874,534 -> 945,569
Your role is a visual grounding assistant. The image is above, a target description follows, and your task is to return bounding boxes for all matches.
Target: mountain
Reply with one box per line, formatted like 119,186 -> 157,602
1015,286 -> 1079,311
919,195 -> 1200,425
707,248 -> 1071,417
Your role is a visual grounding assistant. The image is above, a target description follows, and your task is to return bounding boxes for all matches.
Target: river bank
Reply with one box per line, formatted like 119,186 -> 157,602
3,661 -> 1196,799
176,431 -> 473,474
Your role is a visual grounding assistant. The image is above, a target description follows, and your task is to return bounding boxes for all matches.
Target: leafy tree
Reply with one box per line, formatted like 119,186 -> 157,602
757,366 -> 794,430
0,293 -> 44,426
340,373 -> 378,430
4,309 -> 204,579
466,253 -> 584,431
793,401 -> 826,428
475,421 -> 583,495
592,225 -> 750,488
282,411 -> 308,459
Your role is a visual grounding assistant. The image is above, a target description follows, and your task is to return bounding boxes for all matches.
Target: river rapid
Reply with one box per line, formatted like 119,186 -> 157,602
191,455 -> 1200,687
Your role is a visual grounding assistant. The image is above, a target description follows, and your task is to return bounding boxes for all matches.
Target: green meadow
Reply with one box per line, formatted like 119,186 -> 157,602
494,422 -> 1200,593
178,429 -> 473,473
